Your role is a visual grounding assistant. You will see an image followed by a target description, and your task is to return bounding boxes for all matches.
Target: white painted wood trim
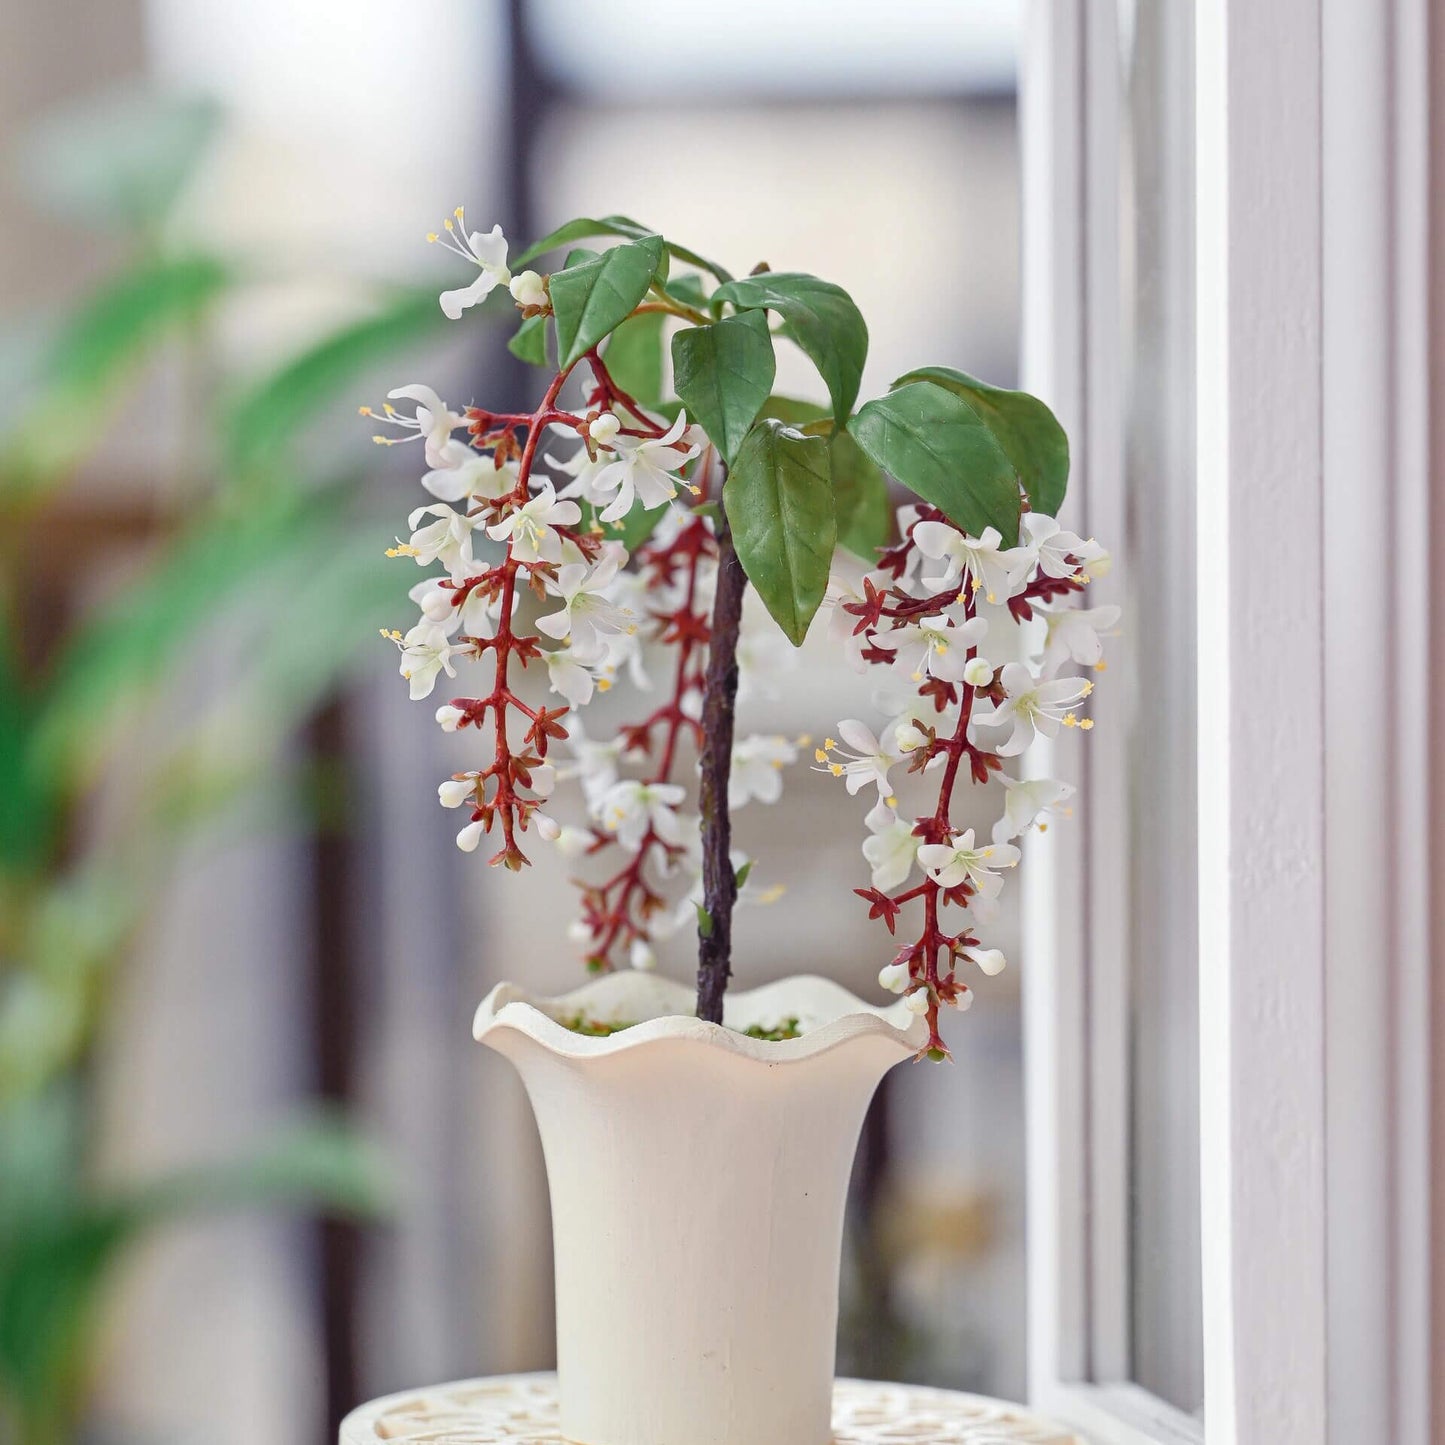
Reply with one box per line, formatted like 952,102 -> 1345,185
1195,2 -> 1329,1442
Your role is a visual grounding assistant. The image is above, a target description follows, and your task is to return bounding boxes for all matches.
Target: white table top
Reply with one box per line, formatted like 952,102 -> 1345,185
340,1373 -> 1085,1444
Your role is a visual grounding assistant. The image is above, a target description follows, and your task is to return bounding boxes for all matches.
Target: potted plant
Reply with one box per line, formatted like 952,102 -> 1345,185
369,211 -> 1116,1445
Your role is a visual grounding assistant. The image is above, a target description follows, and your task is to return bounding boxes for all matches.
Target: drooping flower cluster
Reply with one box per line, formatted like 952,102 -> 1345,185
820,507 -> 1118,1056
368,213 -> 796,972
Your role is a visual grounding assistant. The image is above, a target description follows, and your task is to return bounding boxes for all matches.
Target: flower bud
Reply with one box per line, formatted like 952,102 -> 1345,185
567,919 -> 595,945
903,987 -> 932,1016
530,763 -> 557,799
438,778 -> 473,809
435,704 -> 463,732
970,947 -> 1007,976
589,412 -> 621,446
534,812 -> 561,841
630,940 -> 656,971
896,723 -> 927,752
878,961 -> 910,994
963,657 -> 994,687
456,820 -> 485,852
419,587 -> 454,623
508,269 -> 547,308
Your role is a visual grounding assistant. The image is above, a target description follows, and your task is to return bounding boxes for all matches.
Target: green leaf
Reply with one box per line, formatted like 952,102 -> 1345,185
894,365 -> 1070,515
671,311 -> 775,466
550,235 -> 665,369
712,272 -> 868,421
725,419 -> 836,645
514,216 -> 733,283
695,903 -> 714,938
665,274 -> 712,312
224,287 -> 449,483
508,313 -> 549,366
848,380 -> 1021,544
2,255 -> 231,498
831,429 -> 891,560
603,311 -> 667,405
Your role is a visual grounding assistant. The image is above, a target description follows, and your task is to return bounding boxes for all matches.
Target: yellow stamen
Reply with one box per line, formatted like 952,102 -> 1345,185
829,763 -> 845,777
385,544 -> 420,558
986,592 -> 997,604
814,748 -> 829,764
378,628 -> 403,641
1094,659 -> 1108,672
1080,718 -> 1095,731
1063,713 -> 1078,727
382,403 -> 396,414
358,405 -> 373,416
824,738 -> 837,751
426,233 -> 439,243
598,678 -> 612,692
1081,680 -> 1095,697
885,795 -> 897,808
756,884 -> 786,904
454,206 -> 464,220
796,733 -> 812,746
1038,823 -> 1049,833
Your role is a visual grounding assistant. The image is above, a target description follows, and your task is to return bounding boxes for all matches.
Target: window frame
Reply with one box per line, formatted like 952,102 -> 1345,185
1018,1 -> 1436,1442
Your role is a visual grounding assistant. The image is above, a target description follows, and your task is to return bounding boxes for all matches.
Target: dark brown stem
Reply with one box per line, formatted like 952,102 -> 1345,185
695,491 -> 746,1024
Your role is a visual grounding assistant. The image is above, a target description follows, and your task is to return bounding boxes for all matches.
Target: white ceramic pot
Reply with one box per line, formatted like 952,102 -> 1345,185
473,972 -> 925,1445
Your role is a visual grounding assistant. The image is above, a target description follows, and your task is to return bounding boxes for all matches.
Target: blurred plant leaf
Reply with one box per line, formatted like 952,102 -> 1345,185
0,1095 -> 387,1443
1,254 -> 230,503
14,87 -> 223,237
602,311 -> 666,407
222,288 -> 452,487
514,216 -> 733,284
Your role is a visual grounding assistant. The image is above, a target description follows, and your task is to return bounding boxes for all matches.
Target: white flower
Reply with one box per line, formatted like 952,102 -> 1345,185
406,503 -> 480,580
366,385 -> 470,469
862,798 -> 922,890
456,819 -> 486,852
903,988 -> 932,1017
545,647 -> 597,706
882,613 -> 986,685
535,552 -> 634,663
1040,603 -> 1122,675
963,946 -> 1007,976
916,828 -> 1021,896
435,704 -> 464,731
397,622 -> 463,701
992,776 -> 1076,843
547,439 -> 617,506
553,825 -> 594,858
596,780 -> 687,852
423,440 -> 518,503
591,412 -> 700,522
438,776 -> 476,809
878,960 -> 910,993
486,481 -> 580,566
509,269 -> 547,309
823,573 -> 872,672
912,521 -> 1031,604
430,210 -> 511,319
736,612 -> 796,702
562,723 -> 623,808
729,735 -> 797,808
629,939 -> 656,971
1021,512 -> 1097,579
974,661 -> 1095,755
815,720 -> 906,800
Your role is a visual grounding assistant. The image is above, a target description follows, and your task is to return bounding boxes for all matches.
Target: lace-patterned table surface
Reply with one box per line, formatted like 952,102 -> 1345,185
340,1374 -> 1085,1444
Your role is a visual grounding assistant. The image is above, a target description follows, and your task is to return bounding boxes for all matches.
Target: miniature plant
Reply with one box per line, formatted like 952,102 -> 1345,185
374,211 -> 1116,1056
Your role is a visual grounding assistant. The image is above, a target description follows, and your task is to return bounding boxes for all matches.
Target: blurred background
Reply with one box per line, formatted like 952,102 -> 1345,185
0,2 -> 1035,1443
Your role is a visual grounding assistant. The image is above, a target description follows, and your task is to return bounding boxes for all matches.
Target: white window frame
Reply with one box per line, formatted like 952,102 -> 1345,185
1018,2 -> 1435,1443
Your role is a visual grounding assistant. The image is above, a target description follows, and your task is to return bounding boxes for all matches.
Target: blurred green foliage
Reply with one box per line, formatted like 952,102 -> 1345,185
0,87 -> 454,1445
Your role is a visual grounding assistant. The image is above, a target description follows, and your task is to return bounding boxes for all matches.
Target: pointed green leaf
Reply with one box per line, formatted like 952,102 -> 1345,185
550,235 -> 665,369
603,311 -> 667,405
725,419 -> 835,645
712,272 -> 868,421
514,215 -> 733,283
894,365 -> 1070,515
831,429 -> 891,560
508,313 -> 549,366
671,311 -> 775,465
848,380 -> 1022,544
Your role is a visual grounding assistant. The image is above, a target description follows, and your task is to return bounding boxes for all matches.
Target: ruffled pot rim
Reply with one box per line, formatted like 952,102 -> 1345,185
472,971 -> 928,1064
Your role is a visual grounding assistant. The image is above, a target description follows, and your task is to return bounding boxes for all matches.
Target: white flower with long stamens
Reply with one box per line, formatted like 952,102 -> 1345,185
406,503 -> 480,580
548,441 -> 616,506
1040,603 -> 1122,675
364,385 -> 469,469
815,719 -> 906,800
430,209 -> 511,319
595,780 -> 687,852
916,828 -> 1021,897
591,412 -> 700,522
395,622 -> 463,701
729,735 -> 798,808
535,551 -> 634,663
423,440 -> 518,503
992,776 -> 1076,844
486,481 -> 580,566
882,613 -> 986,685
862,799 -> 922,891
912,521 -> 1030,604
1021,512 -> 1097,579
973,661 -> 1095,756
